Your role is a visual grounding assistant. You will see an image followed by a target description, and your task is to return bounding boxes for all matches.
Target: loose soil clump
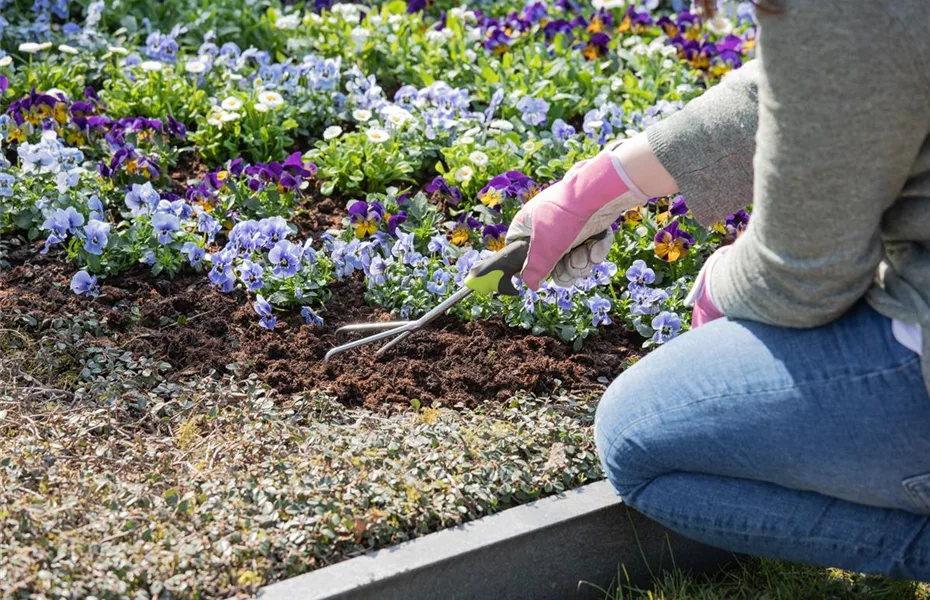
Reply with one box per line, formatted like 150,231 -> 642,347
1,245 -> 637,410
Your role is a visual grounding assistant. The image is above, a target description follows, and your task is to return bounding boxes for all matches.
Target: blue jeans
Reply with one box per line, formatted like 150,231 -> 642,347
595,301 -> 930,580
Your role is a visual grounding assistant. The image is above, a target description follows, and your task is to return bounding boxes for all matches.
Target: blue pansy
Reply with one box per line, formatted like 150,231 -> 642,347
301,306 -> 324,326
651,311 -> 681,344
254,294 -> 276,330
586,294 -> 613,326
152,212 -> 180,244
238,259 -> 265,291
268,240 -> 301,278
82,219 -> 110,255
181,241 -> 205,268
70,270 -> 100,297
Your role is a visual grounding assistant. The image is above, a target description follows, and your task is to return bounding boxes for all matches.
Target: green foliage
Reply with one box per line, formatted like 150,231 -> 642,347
0,316 -> 602,598
603,555 -> 930,600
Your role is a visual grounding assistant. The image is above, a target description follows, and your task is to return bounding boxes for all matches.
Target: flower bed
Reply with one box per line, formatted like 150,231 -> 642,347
0,0 -> 757,596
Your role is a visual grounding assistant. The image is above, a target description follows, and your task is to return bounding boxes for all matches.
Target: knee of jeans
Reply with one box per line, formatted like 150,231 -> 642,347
595,374 -> 663,499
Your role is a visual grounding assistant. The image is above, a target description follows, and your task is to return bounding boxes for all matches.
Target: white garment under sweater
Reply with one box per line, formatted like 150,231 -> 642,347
893,320 -> 922,356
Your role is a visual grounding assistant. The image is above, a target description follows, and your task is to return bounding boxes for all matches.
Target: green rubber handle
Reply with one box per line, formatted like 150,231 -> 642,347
464,239 -> 530,296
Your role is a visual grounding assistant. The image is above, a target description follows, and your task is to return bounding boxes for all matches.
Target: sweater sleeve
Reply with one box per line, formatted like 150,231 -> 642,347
646,60 -> 760,227
709,0 -> 930,328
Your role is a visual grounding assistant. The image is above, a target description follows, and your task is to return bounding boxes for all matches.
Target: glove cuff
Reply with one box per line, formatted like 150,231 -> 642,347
607,140 -> 650,200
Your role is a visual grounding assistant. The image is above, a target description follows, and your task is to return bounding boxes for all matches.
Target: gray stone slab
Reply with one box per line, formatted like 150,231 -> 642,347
259,480 -> 734,600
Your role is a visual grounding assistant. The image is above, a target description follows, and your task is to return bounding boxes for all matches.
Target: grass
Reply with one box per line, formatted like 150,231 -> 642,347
597,553 -> 930,600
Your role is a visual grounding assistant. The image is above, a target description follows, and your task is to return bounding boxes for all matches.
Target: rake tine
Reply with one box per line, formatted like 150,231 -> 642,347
324,322 -> 414,361
335,321 -> 411,335
375,331 -> 412,357
324,287 -> 474,361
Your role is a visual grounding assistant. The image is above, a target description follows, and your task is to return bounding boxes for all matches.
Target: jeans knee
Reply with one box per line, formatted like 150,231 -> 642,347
595,376 -> 657,499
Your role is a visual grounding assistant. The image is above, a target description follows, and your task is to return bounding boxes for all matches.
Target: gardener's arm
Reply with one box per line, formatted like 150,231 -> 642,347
632,1 -> 930,328
617,60 -> 761,225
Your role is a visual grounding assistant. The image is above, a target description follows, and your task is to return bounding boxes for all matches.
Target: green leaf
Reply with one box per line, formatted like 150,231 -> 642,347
267,291 -> 290,305
119,15 -> 138,33
386,0 -> 407,14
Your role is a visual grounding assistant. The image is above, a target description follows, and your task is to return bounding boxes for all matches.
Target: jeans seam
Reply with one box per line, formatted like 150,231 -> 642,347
902,474 -> 930,512
602,355 -> 922,460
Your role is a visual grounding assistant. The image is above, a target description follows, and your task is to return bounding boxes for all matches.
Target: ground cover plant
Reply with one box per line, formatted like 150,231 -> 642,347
0,0 -> 843,597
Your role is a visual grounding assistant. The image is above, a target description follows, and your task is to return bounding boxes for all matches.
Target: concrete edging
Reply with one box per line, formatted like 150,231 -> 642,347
258,480 -> 734,600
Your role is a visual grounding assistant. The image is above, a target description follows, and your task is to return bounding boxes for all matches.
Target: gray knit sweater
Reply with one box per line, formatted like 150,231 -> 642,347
646,0 -> 930,381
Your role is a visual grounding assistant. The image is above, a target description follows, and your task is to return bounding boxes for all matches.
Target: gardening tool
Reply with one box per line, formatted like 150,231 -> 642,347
323,239 -> 530,361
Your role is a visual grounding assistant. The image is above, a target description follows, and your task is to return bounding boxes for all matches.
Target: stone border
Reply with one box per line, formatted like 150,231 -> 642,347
259,481 -> 734,600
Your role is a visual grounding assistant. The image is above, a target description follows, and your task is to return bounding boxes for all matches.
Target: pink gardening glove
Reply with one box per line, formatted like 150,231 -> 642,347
506,149 -> 647,290
684,245 -> 731,328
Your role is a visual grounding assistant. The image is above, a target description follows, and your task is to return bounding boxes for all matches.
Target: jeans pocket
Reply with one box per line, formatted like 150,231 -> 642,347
902,473 -> 930,514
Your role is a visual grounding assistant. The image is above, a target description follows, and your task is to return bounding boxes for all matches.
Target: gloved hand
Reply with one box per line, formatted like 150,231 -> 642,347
506,148 -> 647,290
684,245 -> 731,328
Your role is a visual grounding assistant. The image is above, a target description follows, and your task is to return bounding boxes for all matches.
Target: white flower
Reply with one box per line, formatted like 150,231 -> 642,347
331,3 -> 363,22
353,109 -> 372,122
382,105 -> 413,127
489,119 -> 514,132
469,151 -> 489,167
351,27 -> 371,46
366,128 -> 390,143
220,110 -> 240,122
207,112 -> 224,126
254,103 -> 269,113
632,43 -> 649,56
521,140 -> 536,152
221,97 -> 243,111
706,15 -> 734,36
662,59 -> 675,70
0,56 -> 12,67
276,13 -> 301,30
449,7 -> 477,22
426,29 -> 453,44
454,166 -> 474,183
140,60 -> 164,72
323,125 -> 343,140
19,42 -> 50,54
457,136 -> 475,146
622,35 -> 642,48
58,44 -> 79,55
185,59 -> 207,74
592,0 -> 627,8
257,90 -> 284,108
107,46 -> 129,55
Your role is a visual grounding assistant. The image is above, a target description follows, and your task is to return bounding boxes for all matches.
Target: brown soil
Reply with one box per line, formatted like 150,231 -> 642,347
169,150 -> 211,191
292,196 -> 344,239
1,196 -> 638,409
